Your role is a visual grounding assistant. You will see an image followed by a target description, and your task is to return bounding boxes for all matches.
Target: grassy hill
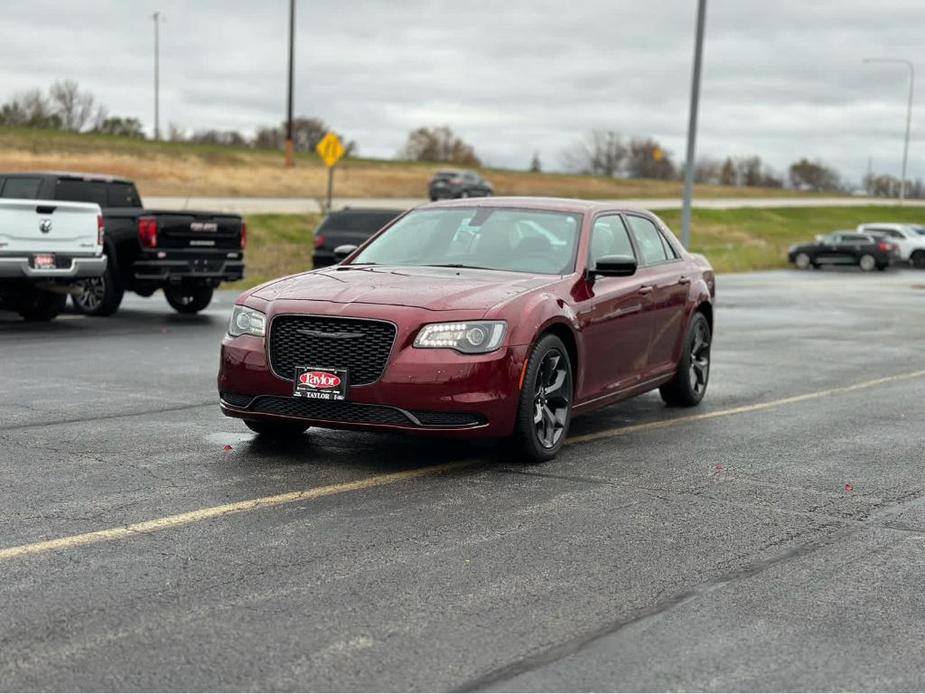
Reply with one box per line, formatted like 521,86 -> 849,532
0,126 -> 825,200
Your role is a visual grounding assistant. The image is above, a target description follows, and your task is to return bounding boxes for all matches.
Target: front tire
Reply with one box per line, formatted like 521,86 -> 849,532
911,250 -> 925,269
508,334 -> 573,463
859,254 -> 877,272
18,289 -> 67,322
244,419 -> 309,437
165,286 -> 213,314
71,263 -> 124,316
794,252 -> 812,270
660,312 -> 711,407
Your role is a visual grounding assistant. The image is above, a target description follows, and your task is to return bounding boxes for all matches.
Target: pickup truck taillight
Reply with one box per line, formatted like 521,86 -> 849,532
314,234 -> 325,249
97,214 -> 105,246
240,222 -> 247,250
878,242 -> 893,252
138,216 -> 158,249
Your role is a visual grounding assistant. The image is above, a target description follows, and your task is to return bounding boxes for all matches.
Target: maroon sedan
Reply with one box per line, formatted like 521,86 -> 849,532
218,198 -> 715,461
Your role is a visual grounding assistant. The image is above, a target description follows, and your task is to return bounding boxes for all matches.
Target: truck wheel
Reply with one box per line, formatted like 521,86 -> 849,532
72,264 -> 124,316
858,254 -> 877,272
165,286 -> 214,314
911,251 -> 925,269
18,290 -> 67,322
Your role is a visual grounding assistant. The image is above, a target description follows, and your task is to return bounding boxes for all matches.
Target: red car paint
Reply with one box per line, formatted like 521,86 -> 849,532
218,197 -> 715,437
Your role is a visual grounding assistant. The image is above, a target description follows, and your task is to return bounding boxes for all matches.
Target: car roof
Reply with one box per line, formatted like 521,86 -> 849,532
418,196 -> 656,216
859,222 -> 912,230
335,207 -> 405,215
0,170 -> 134,184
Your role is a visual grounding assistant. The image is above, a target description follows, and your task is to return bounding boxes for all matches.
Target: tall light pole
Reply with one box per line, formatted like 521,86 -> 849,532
152,11 -> 165,140
863,57 -> 914,204
285,0 -> 295,167
680,0 -> 707,249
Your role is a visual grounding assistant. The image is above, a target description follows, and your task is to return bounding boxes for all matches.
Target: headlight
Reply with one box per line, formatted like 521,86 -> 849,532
413,321 -> 507,354
228,305 -> 266,338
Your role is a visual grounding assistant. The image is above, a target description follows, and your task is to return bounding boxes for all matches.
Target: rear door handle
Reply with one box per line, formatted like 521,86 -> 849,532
637,285 -> 654,295
678,275 -> 691,285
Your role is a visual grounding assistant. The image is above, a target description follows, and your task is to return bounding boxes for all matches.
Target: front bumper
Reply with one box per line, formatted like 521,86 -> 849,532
134,250 -> 244,285
0,254 -> 107,280
218,327 -> 529,439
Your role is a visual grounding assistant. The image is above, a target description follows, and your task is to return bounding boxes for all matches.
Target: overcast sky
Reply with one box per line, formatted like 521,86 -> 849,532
2,1 -> 923,183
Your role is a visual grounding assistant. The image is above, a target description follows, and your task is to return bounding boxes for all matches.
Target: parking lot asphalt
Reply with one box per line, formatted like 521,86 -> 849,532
1,268 -> 925,691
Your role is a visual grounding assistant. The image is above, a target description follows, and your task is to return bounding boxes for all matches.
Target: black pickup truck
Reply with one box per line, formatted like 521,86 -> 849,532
0,172 -> 245,315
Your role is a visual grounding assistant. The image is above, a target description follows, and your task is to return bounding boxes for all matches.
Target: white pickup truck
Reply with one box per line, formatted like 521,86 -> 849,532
0,198 -> 106,321
857,223 -> 925,268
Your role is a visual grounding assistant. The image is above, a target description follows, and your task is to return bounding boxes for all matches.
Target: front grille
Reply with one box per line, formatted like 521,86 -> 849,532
269,316 -> 396,386
249,395 -> 410,425
410,411 -> 484,427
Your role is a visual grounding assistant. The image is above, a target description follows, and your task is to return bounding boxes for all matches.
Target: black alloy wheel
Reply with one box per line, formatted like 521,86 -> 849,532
509,333 -> 573,462
660,312 -> 711,407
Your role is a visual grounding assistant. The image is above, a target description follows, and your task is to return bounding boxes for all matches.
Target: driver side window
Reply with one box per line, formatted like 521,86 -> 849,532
589,215 -> 635,269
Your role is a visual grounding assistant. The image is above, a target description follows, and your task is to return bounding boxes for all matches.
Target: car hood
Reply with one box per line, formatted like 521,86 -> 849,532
249,265 -> 561,312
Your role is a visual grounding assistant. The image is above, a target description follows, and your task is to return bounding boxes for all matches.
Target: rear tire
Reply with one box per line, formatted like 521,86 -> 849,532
859,254 -> 877,272
911,250 -> 925,269
71,263 -> 124,316
794,252 -> 812,270
18,289 -> 67,322
507,334 -> 573,463
244,419 -> 309,437
660,312 -> 711,407
165,286 -> 214,314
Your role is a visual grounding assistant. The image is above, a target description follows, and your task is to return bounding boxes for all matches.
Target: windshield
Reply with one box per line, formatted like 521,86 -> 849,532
349,207 -> 582,275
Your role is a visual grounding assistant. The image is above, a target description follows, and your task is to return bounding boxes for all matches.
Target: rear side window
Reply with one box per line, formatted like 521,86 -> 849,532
626,215 -> 672,265
105,182 -> 141,207
1,177 -> 43,199
54,179 -> 107,205
840,234 -> 868,242
320,211 -> 400,233
866,228 -> 903,239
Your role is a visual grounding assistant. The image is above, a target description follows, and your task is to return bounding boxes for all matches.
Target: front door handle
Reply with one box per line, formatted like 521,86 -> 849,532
637,285 -> 654,295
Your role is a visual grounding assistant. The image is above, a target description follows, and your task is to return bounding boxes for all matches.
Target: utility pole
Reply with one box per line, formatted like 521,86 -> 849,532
863,58 -> 914,204
152,11 -> 164,140
680,0 -> 707,249
285,0 -> 296,167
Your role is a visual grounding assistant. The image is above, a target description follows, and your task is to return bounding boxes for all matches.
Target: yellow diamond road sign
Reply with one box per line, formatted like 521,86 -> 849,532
316,132 -> 346,168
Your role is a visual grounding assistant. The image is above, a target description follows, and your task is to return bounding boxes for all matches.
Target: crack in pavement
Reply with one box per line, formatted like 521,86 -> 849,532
0,401 -> 216,432
452,484 -> 925,692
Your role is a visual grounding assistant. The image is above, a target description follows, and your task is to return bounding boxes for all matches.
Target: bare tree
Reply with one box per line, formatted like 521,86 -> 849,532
789,158 -> 842,192
0,89 -> 60,128
626,137 -> 676,180
562,130 -> 626,177
400,126 -> 480,166
49,80 -> 96,131
529,151 -> 542,173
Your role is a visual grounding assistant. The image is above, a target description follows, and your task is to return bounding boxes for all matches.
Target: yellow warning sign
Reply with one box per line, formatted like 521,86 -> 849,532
316,132 -> 346,168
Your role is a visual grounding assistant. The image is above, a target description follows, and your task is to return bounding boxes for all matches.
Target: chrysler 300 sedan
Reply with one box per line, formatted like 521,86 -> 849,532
218,198 -> 715,461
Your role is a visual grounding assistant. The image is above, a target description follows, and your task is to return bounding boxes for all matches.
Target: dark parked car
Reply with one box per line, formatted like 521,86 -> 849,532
429,170 -> 493,200
788,231 -> 898,272
0,172 -> 245,315
313,208 -> 404,268
219,198 -> 715,462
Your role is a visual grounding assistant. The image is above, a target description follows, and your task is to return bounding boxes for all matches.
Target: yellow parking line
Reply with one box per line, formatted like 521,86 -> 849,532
2,368 -> 923,563
0,460 -> 475,562
567,369 -> 925,444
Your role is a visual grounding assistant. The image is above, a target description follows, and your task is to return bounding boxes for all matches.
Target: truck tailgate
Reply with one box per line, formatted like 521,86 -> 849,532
0,199 -> 101,255
147,211 -> 243,250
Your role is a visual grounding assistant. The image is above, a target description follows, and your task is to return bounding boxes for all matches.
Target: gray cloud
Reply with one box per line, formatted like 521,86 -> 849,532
1,0 -> 922,183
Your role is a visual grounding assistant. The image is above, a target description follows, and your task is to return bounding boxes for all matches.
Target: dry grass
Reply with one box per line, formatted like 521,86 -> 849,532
0,126 -> 823,200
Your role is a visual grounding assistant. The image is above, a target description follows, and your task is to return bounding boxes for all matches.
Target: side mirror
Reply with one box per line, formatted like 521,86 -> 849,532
333,244 -> 357,262
591,254 -> 637,278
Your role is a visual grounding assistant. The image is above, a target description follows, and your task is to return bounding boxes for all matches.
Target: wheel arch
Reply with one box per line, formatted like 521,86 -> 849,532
536,320 -> 579,380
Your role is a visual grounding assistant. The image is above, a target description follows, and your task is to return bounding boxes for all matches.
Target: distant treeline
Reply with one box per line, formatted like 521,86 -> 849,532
0,81 -> 920,196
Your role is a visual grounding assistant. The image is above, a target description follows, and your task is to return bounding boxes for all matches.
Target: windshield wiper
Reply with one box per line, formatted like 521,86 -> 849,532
423,263 -> 493,270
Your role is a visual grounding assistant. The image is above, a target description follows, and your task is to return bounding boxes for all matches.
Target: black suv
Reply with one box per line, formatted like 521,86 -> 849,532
428,170 -> 494,200
787,231 -> 899,271
313,208 -> 404,267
